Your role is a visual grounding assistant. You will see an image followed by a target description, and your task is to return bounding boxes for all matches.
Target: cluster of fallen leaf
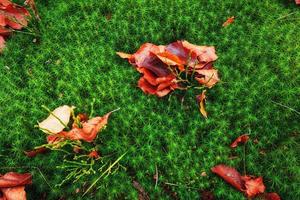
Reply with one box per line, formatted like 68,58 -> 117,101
10,105 -> 118,199
0,0 -> 39,52
117,40 -> 219,117
26,105 -> 116,158
210,134 -> 281,200
0,172 -> 31,200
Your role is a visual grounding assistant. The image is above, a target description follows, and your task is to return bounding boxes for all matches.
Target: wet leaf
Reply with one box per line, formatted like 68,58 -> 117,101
230,134 -> 250,148
117,40 -> 219,97
211,164 -> 269,198
241,176 -> 265,198
211,164 -> 244,191
24,147 -> 47,158
0,172 -> 32,200
47,111 -> 112,143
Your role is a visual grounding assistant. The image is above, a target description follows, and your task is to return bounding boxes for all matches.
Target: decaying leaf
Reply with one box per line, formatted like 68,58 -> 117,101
47,111 -> 112,143
117,40 -> 219,97
230,134 -> 250,148
241,176 -> 265,198
132,180 -> 150,200
0,35 -> 5,52
222,16 -> 235,27
0,172 -> 32,200
38,105 -> 74,134
211,164 -> 278,198
211,164 -> 244,191
200,190 -> 215,200
88,150 -> 100,159
197,90 -> 207,118
195,69 -> 220,88
259,193 -> 281,200
24,0 -> 39,20
24,147 -> 47,157
116,52 -> 131,59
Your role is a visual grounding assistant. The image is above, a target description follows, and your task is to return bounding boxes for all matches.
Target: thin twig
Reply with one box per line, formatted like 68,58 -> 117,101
82,152 -> 127,196
154,164 -> 158,189
275,11 -> 297,20
271,100 -> 300,115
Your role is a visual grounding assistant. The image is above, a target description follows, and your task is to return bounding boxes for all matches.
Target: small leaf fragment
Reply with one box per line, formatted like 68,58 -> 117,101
223,16 -> 235,27
230,134 -> 250,148
197,90 -> 207,118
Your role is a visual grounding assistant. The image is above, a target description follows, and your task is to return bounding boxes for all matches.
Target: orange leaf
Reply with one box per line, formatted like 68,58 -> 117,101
47,111 -> 113,143
116,51 -> 132,59
0,35 -> 5,52
88,150 -> 100,159
223,16 -> 235,27
0,172 -> 32,187
241,176 -> 266,198
195,69 -> 220,88
230,134 -> 250,148
197,90 -> 207,118
1,186 -> 27,200
211,164 -> 244,191
156,51 -> 185,71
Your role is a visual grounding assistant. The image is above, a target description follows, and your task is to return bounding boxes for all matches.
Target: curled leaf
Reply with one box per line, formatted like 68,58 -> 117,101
47,111 -> 112,143
0,172 -> 32,200
230,134 -> 250,148
88,150 -> 100,159
24,0 -> 39,20
38,105 -> 74,134
223,16 -> 235,27
116,51 -> 132,59
195,69 -> 220,88
1,186 -> 27,200
24,147 -> 47,158
259,193 -> 281,200
0,172 -> 32,187
241,176 -> 265,198
197,90 -> 207,118
0,35 -> 5,52
212,164 -> 267,198
211,164 -> 244,191
117,40 -> 219,97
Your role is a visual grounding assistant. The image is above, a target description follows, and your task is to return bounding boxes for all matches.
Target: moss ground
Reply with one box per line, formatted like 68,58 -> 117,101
0,0 -> 299,199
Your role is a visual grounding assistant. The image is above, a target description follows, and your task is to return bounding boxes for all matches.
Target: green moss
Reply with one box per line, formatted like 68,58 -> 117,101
0,0 -> 299,199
